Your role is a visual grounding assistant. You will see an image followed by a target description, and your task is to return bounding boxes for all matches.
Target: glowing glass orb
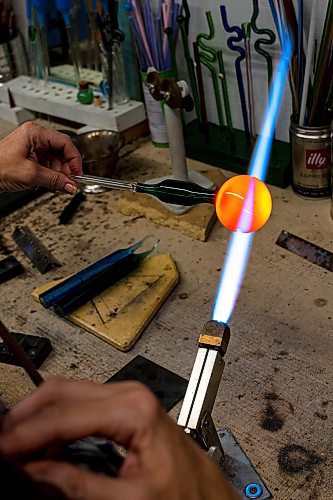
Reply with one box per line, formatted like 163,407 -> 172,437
215,175 -> 272,233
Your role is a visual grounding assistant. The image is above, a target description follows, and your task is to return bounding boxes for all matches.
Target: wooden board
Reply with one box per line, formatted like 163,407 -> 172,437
32,254 -> 179,352
117,167 -> 226,242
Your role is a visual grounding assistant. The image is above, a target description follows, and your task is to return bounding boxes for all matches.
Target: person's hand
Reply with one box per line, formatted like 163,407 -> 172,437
0,122 -> 82,194
0,378 -> 239,500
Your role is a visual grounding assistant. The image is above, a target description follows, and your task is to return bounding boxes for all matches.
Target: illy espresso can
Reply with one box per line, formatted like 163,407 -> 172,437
290,121 -> 332,198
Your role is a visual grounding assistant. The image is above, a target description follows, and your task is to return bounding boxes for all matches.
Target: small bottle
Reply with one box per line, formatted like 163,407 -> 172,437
77,81 -> 93,105
93,92 -> 102,107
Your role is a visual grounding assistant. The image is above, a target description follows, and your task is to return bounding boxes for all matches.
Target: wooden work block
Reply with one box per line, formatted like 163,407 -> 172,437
32,254 -> 179,352
117,167 -> 226,242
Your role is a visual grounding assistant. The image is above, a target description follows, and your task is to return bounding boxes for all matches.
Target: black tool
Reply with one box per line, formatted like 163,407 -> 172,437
0,331 -> 52,368
276,230 -> 333,272
12,226 -> 61,274
107,355 -> 188,412
0,256 -> 24,284
59,191 -> 85,224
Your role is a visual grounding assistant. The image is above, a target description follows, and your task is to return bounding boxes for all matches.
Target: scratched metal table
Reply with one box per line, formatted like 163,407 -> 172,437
0,120 -> 332,499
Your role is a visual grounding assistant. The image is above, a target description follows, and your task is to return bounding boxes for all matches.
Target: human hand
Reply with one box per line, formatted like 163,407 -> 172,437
0,122 -> 82,194
0,378 -> 239,500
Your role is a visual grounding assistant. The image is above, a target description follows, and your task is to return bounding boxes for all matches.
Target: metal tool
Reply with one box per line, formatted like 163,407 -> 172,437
12,226 -> 61,274
197,11 -> 224,130
178,320 -> 271,498
250,0 -> 276,87
216,50 -> 233,135
297,0 -> 304,104
0,320 -> 44,387
165,27 -> 178,80
308,0 -> 333,125
177,14 -> 201,122
276,230 -> 333,272
0,256 -> 24,284
71,175 -> 216,206
59,191 -> 86,224
242,23 -> 255,141
193,40 -> 209,140
220,5 -> 249,136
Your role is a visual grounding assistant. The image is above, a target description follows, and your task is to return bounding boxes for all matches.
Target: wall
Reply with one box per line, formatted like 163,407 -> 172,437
14,0 -> 329,142
176,0 -> 329,142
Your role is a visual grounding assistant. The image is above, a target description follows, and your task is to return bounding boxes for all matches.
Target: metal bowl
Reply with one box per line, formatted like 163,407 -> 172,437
72,130 -> 125,194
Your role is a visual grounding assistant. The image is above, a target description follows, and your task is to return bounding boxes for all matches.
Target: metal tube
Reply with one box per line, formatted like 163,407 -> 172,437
164,105 -> 188,181
243,23 -> 255,140
71,175 -> 137,191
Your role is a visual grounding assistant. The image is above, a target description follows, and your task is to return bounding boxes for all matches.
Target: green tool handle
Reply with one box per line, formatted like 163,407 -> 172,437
71,175 -> 216,207
136,179 -> 216,206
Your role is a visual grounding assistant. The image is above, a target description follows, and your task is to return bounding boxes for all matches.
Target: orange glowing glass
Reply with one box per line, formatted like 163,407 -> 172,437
215,175 -> 272,233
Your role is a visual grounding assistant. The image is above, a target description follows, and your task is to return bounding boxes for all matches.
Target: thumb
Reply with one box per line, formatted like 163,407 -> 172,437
35,164 -> 77,194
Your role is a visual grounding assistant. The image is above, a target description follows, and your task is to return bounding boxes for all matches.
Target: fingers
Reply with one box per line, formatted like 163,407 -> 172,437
3,378 -> 143,433
25,460 -> 135,500
30,162 -> 78,194
0,379 -> 161,457
26,123 -> 83,176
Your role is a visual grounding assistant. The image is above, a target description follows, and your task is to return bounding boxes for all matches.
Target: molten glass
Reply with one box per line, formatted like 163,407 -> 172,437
215,175 -> 272,233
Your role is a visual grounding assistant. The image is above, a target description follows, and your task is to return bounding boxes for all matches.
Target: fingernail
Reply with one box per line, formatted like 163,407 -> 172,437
64,183 -> 77,195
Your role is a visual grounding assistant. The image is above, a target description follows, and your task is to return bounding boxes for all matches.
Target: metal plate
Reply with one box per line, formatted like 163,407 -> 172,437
0,332 -> 53,368
106,355 -> 188,412
0,256 -> 24,284
276,230 -> 333,272
219,428 -> 271,499
12,226 -> 61,274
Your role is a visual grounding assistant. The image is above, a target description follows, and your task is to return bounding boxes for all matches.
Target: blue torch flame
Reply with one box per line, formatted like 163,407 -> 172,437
212,29 -> 292,325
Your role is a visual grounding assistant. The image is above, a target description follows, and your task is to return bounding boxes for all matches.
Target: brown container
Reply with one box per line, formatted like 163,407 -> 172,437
290,121 -> 332,198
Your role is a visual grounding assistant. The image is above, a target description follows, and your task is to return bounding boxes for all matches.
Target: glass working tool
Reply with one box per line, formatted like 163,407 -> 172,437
177,13 -> 201,122
55,0 -> 81,85
71,174 -> 272,233
196,12 -> 225,131
242,23 -> 255,141
220,5 -> 249,136
31,0 -> 50,83
39,236 -> 158,316
250,0 -> 276,87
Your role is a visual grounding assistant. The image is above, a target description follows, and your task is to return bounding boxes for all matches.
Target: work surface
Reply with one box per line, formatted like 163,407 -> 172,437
0,125 -> 332,499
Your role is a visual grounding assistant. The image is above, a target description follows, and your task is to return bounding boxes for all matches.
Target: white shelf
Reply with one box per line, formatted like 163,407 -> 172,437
0,76 -> 146,132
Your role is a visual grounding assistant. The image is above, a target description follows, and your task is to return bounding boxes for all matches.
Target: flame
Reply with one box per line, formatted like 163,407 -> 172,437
212,29 -> 292,324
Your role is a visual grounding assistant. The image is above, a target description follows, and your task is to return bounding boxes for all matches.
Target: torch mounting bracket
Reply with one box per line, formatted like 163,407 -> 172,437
177,321 -> 271,499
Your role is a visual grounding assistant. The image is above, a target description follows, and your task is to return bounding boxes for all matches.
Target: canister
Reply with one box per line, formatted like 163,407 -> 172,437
290,121 -> 332,198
